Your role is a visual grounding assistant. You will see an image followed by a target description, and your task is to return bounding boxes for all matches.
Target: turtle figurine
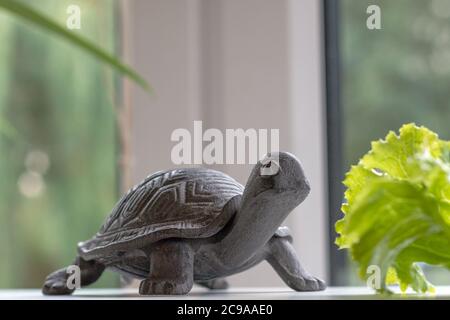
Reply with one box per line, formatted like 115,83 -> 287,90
42,152 -> 326,295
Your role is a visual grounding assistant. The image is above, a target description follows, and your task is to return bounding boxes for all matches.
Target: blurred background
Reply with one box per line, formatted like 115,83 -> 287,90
0,0 -> 119,288
338,0 -> 450,285
0,0 -> 449,289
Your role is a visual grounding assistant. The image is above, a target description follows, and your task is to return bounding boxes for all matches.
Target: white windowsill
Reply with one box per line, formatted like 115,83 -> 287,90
1,287 -> 450,300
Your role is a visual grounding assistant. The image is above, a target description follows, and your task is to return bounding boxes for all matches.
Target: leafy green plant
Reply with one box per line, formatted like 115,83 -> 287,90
336,124 -> 450,293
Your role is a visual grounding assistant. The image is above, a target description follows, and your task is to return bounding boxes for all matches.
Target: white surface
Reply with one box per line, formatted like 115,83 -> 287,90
1,287 -> 450,300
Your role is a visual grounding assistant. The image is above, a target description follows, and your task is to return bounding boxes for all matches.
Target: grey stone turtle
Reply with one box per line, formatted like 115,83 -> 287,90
42,152 -> 325,295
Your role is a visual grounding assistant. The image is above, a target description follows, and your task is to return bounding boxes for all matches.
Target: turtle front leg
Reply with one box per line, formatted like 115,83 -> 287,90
140,240 -> 194,295
265,236 -> 326,291
42,256 -> 105,295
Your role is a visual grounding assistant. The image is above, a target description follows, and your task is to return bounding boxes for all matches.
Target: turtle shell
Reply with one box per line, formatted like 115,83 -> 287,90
78,168 -> 244,260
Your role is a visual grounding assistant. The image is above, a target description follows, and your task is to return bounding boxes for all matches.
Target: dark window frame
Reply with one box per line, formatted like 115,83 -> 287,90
323,0 -> 347,286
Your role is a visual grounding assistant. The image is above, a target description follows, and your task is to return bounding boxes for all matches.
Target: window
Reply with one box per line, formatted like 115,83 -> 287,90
1,0 -> 329,291
326,0 -> 450,285
0,0 -> 119,288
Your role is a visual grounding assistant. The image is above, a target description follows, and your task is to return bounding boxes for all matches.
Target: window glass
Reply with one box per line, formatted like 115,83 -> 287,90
0,0 -> 119,288
340,0 -> 450,285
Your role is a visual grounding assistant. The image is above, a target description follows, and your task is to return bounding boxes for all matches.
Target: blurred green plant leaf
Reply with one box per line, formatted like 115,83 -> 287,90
0,0 -> 151,92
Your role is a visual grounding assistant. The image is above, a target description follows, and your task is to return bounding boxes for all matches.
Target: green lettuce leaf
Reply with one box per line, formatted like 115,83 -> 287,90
336,123 -> 450,293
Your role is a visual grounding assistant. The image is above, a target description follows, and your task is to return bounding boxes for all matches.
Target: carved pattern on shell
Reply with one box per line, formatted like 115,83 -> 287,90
81,168 -> 244,254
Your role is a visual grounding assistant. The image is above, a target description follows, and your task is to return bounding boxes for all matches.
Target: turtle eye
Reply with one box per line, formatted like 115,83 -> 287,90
260,160 -> 280,177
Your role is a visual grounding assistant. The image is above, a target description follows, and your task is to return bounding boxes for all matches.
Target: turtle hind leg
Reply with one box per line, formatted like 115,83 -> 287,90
42,256 -> 105,295
265,235 -> 326,291
139,240 -> 194,295
196,278 -> 229,290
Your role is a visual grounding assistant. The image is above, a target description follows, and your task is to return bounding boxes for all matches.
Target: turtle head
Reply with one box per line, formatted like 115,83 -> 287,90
214,152 -> 310,266
243,151 -> 310,207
